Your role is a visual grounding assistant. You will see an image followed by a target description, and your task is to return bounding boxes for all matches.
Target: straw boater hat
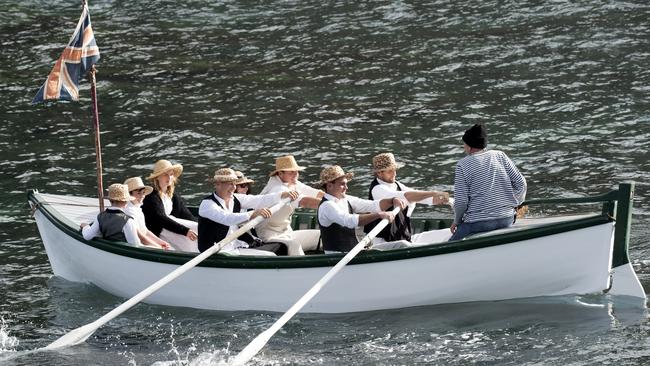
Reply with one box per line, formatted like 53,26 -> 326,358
212,168 -> 239,183
318,165 -> 354,186
234,171 -> 254,185
124,177 -> 153,196
270,155 -> 306,176
372,152 -> 405,172
107,183 -> 133,202
146,159 -> 183,180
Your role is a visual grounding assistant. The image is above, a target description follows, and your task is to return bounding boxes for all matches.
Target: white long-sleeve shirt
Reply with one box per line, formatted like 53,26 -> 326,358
81,207 -> 141,246
198,192 -> 282,251
318,193 -> 381,229
370,178 -> 432,217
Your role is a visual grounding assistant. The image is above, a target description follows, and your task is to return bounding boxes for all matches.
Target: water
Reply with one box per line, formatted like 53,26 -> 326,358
1,0 -> 650,364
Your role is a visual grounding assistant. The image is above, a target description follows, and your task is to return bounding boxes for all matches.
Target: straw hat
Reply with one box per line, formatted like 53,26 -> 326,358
212,168 -> 239,183
372,153 -> 405,172
318,165 -> 354,186
107,183 -> 133,202
124,177 -> 153,196
234,171 -> 254,185
270,155 -> 306,176
146,159 -> 183,180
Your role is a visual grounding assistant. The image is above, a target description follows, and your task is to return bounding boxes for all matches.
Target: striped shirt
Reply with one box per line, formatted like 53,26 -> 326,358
453,149 -> 527,224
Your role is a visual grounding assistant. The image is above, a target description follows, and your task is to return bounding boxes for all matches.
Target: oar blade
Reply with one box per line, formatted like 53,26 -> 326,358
230,333 -> 271,366
44,323 -> 97,350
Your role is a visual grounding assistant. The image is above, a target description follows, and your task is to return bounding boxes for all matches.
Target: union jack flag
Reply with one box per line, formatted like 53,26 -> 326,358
32,5 -> 100,104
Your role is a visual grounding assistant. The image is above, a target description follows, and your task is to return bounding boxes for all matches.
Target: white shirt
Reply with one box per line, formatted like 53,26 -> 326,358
256,175 -> 322,240
82,206 -> 142,246
370,178 -> 430,217
124,201 -> 147,231
317,193 -> 381,229
198,192 -> 283,252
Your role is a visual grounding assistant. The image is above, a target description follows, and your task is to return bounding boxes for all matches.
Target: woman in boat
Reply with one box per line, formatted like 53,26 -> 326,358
256,155 -> 324,256
449,123 -> 527,241
142,159 -> 199,252
234,171 -> 254,195
123,176 -> 172,250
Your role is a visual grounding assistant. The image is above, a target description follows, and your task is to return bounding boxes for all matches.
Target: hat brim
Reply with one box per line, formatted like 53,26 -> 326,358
236,178 -> 255,185
269,166 -> 306,176
373,162 -> 405,172
129,185 -> 154,196
146,165 -> 183,180
319,172 -> 354,186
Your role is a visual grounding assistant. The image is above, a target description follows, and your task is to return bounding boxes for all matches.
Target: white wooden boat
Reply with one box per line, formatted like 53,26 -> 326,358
27,183 -> 646,313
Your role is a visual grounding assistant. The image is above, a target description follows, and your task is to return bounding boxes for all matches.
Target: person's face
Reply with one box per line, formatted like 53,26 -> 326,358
326,177 -> 348,198
130,188 -> 147,204
216,181 -> 236,199
157,171 -> 175,189
376,168 -> 397,183
278,170 -> 299,184
235,183 -> 249,194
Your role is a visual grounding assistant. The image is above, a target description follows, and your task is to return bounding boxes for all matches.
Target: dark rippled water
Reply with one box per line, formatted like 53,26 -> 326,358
2,0 -> 650,364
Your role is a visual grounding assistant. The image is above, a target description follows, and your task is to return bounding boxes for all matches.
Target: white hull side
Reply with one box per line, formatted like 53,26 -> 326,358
35,209 -> 620,313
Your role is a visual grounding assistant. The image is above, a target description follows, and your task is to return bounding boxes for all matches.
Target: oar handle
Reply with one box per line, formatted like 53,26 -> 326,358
230,205 -> 401,365
45,196 -> 293,351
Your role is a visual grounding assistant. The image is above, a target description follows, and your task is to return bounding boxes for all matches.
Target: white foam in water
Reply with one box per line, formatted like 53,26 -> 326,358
0,317 -> 19,353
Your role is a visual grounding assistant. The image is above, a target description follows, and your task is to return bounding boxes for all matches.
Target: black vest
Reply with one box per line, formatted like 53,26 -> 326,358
97,209 -> 132,242
318,197 -> 358,252
363,178 -> 412,242
198,194 -> 257,253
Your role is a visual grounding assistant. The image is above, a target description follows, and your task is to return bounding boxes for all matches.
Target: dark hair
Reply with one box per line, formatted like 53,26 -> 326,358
462,123 -> 487,149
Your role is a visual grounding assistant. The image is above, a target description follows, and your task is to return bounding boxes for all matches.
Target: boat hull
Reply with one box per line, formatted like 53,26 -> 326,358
33,208 -> 622,313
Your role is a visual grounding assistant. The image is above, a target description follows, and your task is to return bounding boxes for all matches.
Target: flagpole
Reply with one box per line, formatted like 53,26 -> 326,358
88,65 -> 104,211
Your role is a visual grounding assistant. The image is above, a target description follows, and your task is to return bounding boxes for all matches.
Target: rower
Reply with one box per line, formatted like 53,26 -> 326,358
364,152 -> 452,246
316,165 -> 410,253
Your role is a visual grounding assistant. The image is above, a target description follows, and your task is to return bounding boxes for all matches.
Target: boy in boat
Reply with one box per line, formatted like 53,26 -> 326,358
449,123 -> 527,241
123,176 -> 172,250
256,155 -> 324,256
81,183 -> 142,246
197,167 -> 299,256
364,152 -> 453,246
317,165 -> 410,253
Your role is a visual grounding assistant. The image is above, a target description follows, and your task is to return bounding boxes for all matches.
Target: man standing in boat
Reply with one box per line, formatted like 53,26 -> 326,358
450,123 -> 527,241
365,152 -> 453,246
81,183 -> 141,246
256,155 -> 324,256
317,165 -> 410,253
198,168 -> 299,256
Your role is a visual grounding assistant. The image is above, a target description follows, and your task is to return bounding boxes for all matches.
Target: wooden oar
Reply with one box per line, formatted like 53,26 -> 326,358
44,197 -> 293,351
229,205 -> 402,365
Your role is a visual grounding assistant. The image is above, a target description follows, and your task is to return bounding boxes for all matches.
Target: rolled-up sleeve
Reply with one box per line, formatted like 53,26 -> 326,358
81,216 -> 101,240
236,192 -> 282,210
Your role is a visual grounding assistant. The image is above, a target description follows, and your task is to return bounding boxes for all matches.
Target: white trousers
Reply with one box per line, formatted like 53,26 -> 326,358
260,229 -> 321,256
160,216 -> 199,253
371,228 -> 452,247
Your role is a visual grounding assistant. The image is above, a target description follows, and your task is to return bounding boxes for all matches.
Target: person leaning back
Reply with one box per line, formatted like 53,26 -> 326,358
449,123 -> 527,241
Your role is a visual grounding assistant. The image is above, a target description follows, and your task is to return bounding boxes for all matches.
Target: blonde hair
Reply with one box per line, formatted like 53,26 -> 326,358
151,175 -> 176,198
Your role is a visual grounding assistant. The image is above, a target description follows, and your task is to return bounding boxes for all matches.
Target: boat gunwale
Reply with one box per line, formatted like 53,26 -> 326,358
28,189 -> 616,269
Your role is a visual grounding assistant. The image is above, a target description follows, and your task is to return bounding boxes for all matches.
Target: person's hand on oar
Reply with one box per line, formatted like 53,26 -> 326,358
280,190 -> 300,201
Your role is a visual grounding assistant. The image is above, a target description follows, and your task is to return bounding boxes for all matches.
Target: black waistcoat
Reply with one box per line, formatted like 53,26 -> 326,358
363,178 -> 412,242
318,197 -> 358,252
97,209 -> 131,242
198,194 -> 257,253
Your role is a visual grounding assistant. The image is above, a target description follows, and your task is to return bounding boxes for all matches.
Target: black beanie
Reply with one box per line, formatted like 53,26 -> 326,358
462,123 -> 487,149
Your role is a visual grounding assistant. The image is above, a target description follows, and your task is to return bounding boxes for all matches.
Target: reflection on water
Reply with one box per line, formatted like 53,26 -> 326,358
2,0 -> 650,364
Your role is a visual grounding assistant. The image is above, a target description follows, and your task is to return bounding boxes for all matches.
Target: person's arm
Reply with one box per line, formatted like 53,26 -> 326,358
198,199 -> 251,226
297,196 -> 321,209
318,201 -> 359,229
452,164 -> 468,226
142,193 -> 191,235
146,230 -> 171,249
81,216 -> 101,240
357,211 -> 395,226
502,153 -> 527,204
123,219 -> 142,246
403,190 -> 450,205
